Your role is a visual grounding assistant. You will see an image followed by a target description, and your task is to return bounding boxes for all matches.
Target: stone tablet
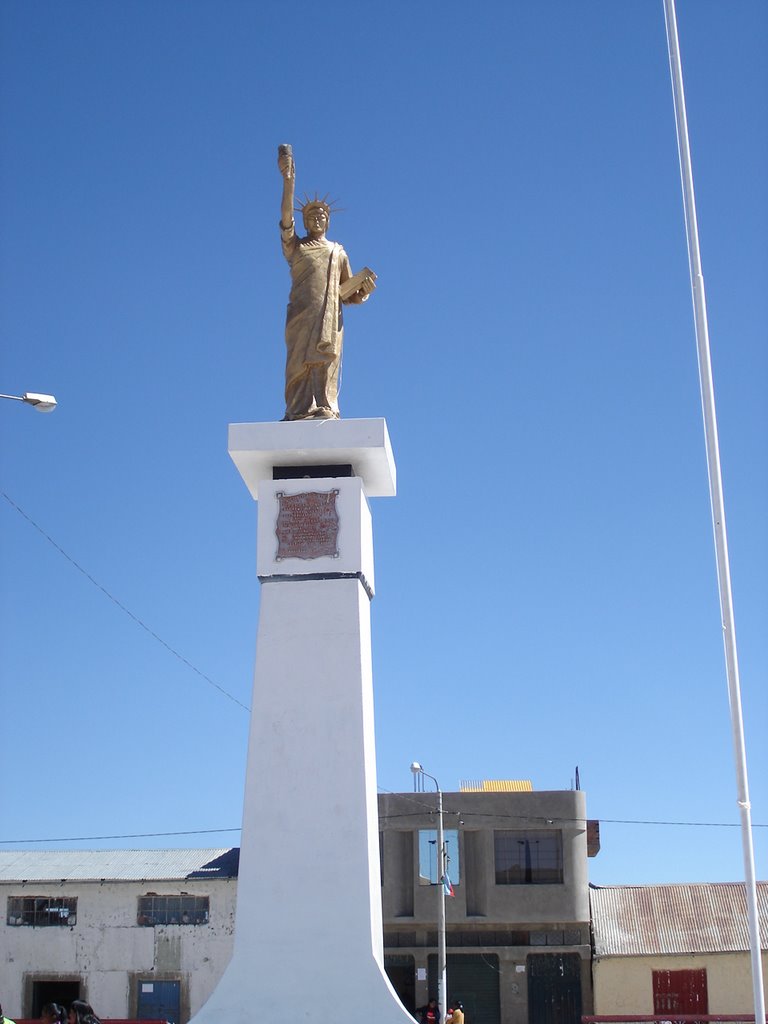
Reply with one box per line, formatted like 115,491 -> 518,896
275,490 -> 340,560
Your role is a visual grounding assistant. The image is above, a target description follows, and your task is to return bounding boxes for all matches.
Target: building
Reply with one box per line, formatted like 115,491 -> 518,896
379,783 -> 599,1024
0,785 -> 598,1024
0,848 -> 239,1022
590,881 -> 768,1018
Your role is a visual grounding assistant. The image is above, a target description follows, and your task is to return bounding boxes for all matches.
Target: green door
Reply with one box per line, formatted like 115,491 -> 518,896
428,954 -> 500,1024
526,953 -> 581,1024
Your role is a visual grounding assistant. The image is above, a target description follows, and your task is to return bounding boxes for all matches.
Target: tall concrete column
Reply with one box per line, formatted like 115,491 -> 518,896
190,419 -> 414,1024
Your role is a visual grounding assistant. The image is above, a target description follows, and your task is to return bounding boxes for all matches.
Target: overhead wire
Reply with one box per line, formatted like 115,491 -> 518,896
374,788 -> 766,829
1,491 -> 251,713
0,828 -> 242,845
3,496 -> 764,845
1,809 -> 763,846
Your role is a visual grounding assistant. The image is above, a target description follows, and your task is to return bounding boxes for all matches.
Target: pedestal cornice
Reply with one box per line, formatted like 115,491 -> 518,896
228,417 -> 396,499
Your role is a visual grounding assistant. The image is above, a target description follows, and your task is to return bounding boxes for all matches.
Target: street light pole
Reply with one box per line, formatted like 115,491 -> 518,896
0,392 -> 57,412
436,783 -> 447,1024
411,762 -> 447,1024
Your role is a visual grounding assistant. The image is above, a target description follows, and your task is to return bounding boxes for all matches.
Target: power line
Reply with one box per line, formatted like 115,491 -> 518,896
0,828 -> 241,845
1,812 -> 764,847
1,491 -> 251,713
380,811 -> 766,829
4,498 -> 764,844
375,790 -> 767,831
599,817 -> 766,828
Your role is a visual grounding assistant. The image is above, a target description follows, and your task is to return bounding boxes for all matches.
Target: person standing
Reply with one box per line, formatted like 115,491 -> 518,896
68,1001 -> 101,1024
418,997 -> 440,1024
446,1000 -> 464,1024
41,1004 -> 66,1024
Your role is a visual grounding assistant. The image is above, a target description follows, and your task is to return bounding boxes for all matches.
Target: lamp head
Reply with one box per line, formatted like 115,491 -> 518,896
22,392 -> 57,412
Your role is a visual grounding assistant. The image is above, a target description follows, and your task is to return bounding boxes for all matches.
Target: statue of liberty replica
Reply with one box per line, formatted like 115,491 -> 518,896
277,144 -> 376,421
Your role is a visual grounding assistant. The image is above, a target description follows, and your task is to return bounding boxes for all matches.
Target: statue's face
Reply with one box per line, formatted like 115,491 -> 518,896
304,207 -> 328,236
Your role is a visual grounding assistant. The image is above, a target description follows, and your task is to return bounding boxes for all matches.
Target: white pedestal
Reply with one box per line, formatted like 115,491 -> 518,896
190,419 -> 413,1024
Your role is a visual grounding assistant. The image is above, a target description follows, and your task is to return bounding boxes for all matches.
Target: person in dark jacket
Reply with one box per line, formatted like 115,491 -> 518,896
41,1004 -> 67,1024
68,1002 -> 101,1024
418,998 -> 439,1024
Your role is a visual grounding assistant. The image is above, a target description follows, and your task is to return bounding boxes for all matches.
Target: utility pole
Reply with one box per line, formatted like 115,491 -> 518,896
662,5 -> 765,1024
411,762 -> 447,1024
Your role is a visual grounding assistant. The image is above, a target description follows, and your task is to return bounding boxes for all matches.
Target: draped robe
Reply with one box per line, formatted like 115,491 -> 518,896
281,221 -> 352,420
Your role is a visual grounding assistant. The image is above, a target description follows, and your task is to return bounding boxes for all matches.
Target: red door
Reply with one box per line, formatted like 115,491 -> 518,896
652,969 -> 708,1017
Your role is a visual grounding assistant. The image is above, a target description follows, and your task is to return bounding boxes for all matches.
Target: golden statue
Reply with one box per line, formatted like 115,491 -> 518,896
277,144 -> 376,421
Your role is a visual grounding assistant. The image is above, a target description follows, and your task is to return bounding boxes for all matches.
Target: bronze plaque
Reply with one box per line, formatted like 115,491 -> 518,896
275,490 -> 340,561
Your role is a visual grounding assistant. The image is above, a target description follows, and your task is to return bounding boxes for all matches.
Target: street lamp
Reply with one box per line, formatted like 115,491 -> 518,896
0,392 -> 57,412
410,761 -> 447,1024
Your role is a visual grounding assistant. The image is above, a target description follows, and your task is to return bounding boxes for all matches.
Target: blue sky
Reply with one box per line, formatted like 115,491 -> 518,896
1,1 -> 765,887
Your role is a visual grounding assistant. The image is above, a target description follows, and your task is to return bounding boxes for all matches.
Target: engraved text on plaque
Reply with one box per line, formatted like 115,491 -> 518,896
275,490 -> 340,561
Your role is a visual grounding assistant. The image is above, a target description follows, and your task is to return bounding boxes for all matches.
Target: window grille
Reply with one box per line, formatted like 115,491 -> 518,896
137,894 -> 209,926
7,896 -> 77,927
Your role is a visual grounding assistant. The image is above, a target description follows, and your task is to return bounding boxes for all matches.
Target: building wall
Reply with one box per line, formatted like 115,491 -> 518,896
381,791 -> 590,924
1,877 -> 236,1020
379,790 -> 593,1024
593,952 -> 768,1016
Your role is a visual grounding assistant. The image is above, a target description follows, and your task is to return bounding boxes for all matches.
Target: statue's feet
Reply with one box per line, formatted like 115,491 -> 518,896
282,408 -> 340,421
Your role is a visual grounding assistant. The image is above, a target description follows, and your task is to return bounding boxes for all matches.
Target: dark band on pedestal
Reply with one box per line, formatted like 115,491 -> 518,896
258,571 -> 373,601
273,464 -> 354,480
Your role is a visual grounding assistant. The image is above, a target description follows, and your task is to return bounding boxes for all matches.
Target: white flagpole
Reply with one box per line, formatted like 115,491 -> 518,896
662,3 -> 766,1022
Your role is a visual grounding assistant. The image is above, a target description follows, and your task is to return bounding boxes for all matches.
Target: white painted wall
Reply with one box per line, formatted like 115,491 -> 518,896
0,878 -> 236,1019
191,573 -> 416,1024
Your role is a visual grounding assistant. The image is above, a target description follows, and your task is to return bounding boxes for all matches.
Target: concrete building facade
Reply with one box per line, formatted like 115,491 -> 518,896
379,786 -> 599,1024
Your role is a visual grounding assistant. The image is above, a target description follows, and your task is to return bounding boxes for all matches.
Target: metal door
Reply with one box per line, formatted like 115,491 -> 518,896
137,980 -> 180,1023
526,953 -> 582,1024
653,969 -> 708,1017
428,953 -> 501,1024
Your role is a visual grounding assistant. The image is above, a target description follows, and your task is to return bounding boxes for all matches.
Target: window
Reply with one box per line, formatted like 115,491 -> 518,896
137,895 -> 209,925
7,896 -> 77,926
494,830 -> 563,884
418,830 -> 460,886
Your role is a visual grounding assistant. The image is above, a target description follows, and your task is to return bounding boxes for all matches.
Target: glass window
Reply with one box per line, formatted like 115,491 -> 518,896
494,830 -> 563,885
7,896 -> 77,926
418,830 -> 460,886
137,895 -> 209,925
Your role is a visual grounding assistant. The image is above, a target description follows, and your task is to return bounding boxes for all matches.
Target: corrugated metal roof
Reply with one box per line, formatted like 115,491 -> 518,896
0,848 -> 239,882
590,881 -> 768,956
460,780 -> 533,792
